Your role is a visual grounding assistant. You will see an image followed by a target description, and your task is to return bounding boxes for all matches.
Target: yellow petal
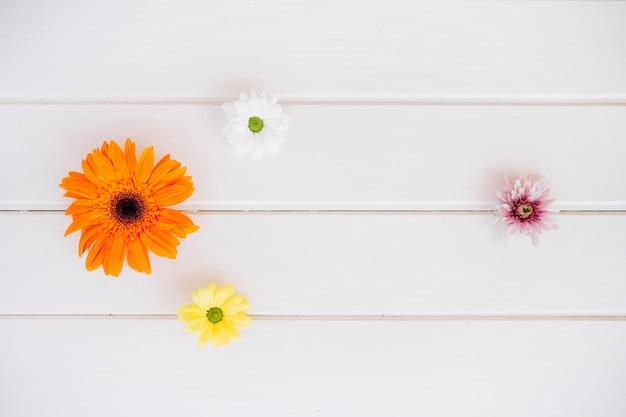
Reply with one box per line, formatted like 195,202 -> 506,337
221,294 -> 247,315
185,317 -> 210,335
214,285 -> 235,306
198,322 -> 214,348
192,287 -> 214,310
221,321 -> 241,341
212,322 -> 230,347
207,282 -> 218,298
177,304 -> 206,322
223,312 -> 252,328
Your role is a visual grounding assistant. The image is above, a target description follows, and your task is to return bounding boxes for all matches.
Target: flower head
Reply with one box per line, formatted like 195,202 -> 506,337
59,138 -> 199,276
178,283 -> 252,348
222,90 -> 290,159
495,175 -> 557,246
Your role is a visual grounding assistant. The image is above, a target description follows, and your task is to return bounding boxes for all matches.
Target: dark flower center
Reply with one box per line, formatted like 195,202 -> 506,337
207,307 -> 223,323
515,203 -> 534,220
110,192 -> 147,225
248,116 -> 264,133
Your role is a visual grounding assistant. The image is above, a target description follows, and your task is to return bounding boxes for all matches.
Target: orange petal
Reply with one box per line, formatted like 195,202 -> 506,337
153,154 -> 171,171
100,141 -> 109,157
149,226 -> 180,249
67,171 -> 88,180
155,184 -> 195,206
170,227 -> 187,239
81,157 -> 103,186
140,230 -> 177,259
107,140 -> 130,178
155,221 -> 176,230
65,200 -> 93,216
183,223 -> 200,233
151,167 -> 187,190
126,242 -> 139,271
60,176 -> 97,191
85,236 -> 112,272
64,213 -> 96,236
158,207 -> 192,224
157,208 -> 200,238
92,149 -> 119,181
106,237 -> 127,277
148,159 -> 179,186
61,186 -> 98,200
63,192 -> 92,200
78,225 -> 101,255
170,223 -> 199,238
128,238 -> 151,274
124,139 -> 137,174
136,146 -> 155,183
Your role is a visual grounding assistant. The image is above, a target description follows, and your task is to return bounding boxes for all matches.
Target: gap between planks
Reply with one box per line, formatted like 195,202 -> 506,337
2,201 -> 626,214
2,94 -> 626,106
1,314 -> 626,321
1,209 -> 625,216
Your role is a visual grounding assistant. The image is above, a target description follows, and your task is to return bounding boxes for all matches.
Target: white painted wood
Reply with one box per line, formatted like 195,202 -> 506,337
1,0 -> 625,413
4,94 -> 626,106
1,1 -> 625,96
1,213 -> 625,315
1,105 -> 626,206
2,319 -> 626,417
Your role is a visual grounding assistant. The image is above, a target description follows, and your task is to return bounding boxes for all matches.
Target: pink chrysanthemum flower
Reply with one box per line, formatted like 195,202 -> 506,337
495,175 -> 557,246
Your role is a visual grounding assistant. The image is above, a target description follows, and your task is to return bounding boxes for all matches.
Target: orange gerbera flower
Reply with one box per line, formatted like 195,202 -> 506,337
60,138 -> 199,277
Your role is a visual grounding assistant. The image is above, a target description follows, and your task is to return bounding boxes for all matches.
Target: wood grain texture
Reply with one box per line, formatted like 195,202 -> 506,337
1,105 -> 625,206
1,0 -> 625,96
1,213 -> 624,315
2,319 -> 626,417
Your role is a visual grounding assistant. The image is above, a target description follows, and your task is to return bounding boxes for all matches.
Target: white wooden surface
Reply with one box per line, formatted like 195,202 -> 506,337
2,319 -> 626,417
1,1 -> 626,416
2,105 -> 626,207
2,214 -> 626,315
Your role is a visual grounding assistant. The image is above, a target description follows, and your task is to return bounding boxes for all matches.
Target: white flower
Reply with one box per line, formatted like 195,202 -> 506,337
222,90 -> 290,159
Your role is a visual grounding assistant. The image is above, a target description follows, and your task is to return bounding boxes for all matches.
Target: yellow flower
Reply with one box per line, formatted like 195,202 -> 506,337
59,138 -> 199,277
178,283 -> 252,348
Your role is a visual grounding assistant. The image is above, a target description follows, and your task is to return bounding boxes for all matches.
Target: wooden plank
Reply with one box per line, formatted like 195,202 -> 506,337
1,318 -> 625,417
1,213 -> 625,315
1,1 -> 625,96
1,105 -> 625,206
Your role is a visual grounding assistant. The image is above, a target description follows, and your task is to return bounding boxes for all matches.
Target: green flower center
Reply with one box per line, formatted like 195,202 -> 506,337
206,307 -> 223,323
515,204 -> 534,219
248,116 -> 264,133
